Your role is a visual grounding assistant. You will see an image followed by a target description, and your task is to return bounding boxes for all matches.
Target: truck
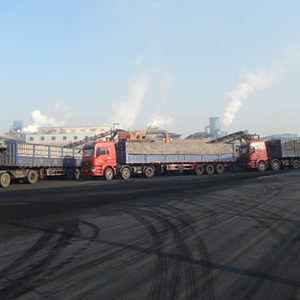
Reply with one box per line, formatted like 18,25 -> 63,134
239,139 -> 300,172
81,130 -> 237,180
0,139 -> 82,188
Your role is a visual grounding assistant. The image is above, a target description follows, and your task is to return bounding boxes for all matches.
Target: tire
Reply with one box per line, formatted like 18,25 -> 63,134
26,170 -> 38,184
205,164 -> 215,175
292,160 -> 300,169
64,168 -> 74,180
144,166 -> 155,178
121,167 -> 131,180
104,168 -> 114,181
194,165 -> 204,175
257,161 -> 267,172
74,168 -> 81,180
215,164 -> 225,174
0,172 -> 11,188
271,159 -> 280,171
154,166 -> 162,176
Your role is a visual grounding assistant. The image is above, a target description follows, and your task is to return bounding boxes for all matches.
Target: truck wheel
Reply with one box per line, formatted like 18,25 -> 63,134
104,168 -> 114,181
257,161 -> 267,172
0,172 -> 11,188
194,165 -> 204,175
121,167 -> 131,180
154,166 -> 162,176
74,168 -> 81,180
26,170 -> 38,184
64,169 -> 74,180
215,164 -> 225,174
144,166 -> 155,178
271,159 -> 280,171
292,160 -> 300,169
205,164 -> 215,175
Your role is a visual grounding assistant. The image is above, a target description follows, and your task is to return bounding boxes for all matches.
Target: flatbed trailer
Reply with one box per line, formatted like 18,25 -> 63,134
0,140 -> 82,187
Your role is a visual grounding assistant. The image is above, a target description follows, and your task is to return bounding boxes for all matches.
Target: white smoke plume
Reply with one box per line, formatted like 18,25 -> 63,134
147,73 -> 173,129
147,112 -> 173,129
53,102 -> 71,124
222,63 -> 286,127
107,74 -> 150,129
22,102 -> 71,133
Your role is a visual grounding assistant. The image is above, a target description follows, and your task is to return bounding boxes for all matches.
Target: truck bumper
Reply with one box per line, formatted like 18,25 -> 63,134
82,167 -> 103,176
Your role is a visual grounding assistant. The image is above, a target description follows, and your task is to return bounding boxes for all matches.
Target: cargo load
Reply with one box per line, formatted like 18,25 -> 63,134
118,141 -> 236,164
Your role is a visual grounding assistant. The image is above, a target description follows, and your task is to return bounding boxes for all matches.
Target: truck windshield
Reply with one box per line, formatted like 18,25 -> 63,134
82,147 -> 95,158
239,147 -> 249,155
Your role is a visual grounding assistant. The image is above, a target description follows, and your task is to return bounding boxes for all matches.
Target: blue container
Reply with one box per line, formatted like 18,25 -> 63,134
266,139 -> 300,158
0,140 -> 82,167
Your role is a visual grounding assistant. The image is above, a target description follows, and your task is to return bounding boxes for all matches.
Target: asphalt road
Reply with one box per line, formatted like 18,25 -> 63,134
1,169 -> 300,300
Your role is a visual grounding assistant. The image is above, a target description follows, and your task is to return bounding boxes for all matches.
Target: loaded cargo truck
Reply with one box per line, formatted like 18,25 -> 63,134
0,140 -> 82,188
81,137 -> 237,180
239,139 -> 300,172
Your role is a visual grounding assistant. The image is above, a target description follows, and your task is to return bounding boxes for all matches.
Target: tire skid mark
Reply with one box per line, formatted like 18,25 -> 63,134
182,180 -> 300,299
161,186 -> 289,299
125,211 -> 169,300
172,198 -> 218,232
23,220 -> 102,299
233,215 -> 300,299
185,184 -> 297,258
130,203 -> 215,300
157,204 -> 215,300
43,223 -> 135,300
0,222 -> 60,300
152,207 -> 198,300
122,202 -> 214,299
42,220 -> 101,280
0,222 -> 57,277
233,183 -> 300,299
53,212 -> 172,300
131,208 -> 186,300
178,182 -> 279,232
0,220 -> 80,300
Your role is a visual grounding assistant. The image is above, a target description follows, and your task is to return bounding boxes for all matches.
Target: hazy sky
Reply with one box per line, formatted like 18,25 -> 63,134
1,0 -> 300,138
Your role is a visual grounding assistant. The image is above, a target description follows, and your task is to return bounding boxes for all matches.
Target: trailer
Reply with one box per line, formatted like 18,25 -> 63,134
81,138 -> 237,180
239,139 -> 300,171
0,140 -> 82,187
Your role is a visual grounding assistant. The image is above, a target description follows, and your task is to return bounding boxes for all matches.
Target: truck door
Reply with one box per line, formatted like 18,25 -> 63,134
251,145 -> 260,161
96,147 -> 108,166
104,147 -> 114,164
251,145 -> 266,163
96,147 -> 114,165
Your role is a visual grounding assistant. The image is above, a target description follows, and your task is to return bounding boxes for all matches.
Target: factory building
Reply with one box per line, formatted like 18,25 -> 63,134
25,126 -> 111,146
262,133 -> 298,140
186,117 -> 226,140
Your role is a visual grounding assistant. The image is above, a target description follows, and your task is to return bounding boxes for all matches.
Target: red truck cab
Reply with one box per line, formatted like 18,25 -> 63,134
239,140 -> 268,171
81,141 -> 117,179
